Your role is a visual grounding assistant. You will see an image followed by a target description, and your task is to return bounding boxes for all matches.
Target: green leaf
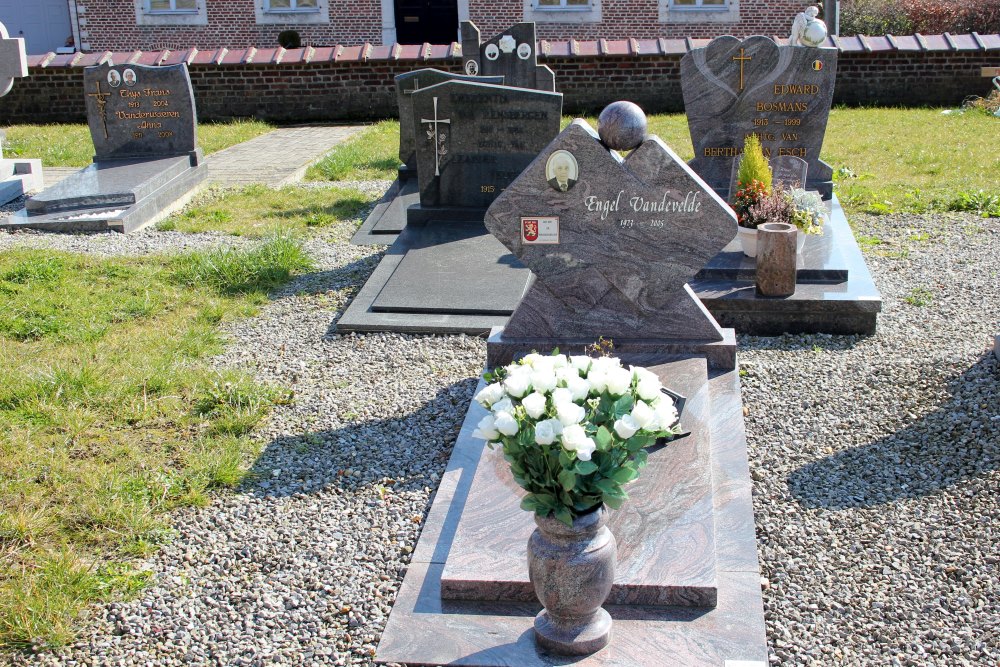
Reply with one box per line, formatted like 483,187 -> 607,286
613,394 -> 634,418
558,469 -> 577,492
554,506 -> 573,527
604,493 -> 626,510
520,495 -> 541,512
595,478 -> 620,496
611,466 -> 636,484
575,460 -> 598,475
595,425 -> 613,451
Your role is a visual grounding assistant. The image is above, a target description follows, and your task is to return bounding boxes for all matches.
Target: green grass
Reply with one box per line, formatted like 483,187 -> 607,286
0,237 -> 313,650
305,120 -> 400,181
1,119 -> 274,168
158,184 -> 370,237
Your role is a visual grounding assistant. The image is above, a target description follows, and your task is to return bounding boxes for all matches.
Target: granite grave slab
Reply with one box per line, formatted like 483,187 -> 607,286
682,35 -> 837,198
1,62 -> 206,234
396,68 -> 504,183
461,21 -> 555,92
484,111 -> 738,370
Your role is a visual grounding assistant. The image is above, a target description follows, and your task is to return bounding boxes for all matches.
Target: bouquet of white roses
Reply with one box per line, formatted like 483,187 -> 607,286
472,352 -> 682,526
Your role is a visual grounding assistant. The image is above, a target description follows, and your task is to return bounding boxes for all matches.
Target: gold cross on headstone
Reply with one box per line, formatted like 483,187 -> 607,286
732,48 -> 752,92
87,81 -> 112,140
421,96 -> 451,176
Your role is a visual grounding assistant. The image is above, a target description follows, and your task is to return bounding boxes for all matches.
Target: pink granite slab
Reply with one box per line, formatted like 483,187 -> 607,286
439,358 -> 718,607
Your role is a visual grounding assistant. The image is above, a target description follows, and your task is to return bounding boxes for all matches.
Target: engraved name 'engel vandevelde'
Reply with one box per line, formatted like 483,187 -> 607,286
584,190 -> 703,221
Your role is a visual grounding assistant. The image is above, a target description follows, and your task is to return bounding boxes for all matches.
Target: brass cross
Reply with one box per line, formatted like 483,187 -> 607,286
87,81 -> 112,139
420,96 -> 451,176
732,48 -> 752,92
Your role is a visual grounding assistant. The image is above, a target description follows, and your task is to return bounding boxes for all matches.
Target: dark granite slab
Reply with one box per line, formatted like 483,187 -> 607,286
350,178 -> 421,246
461,21 -> 556,92
370,222 -> 532,315
1,157 -> 206,234
440,358 -> 719,608
375,360 -> 767,666
682,36 -> 837,197
84,62 -> 198,162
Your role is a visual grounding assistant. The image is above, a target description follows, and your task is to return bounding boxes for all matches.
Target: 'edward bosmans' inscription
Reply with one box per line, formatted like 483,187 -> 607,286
84,62 -> 197,162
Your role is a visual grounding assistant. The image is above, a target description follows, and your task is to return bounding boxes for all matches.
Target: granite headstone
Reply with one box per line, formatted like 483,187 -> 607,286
411,79 -> 562,210
484,105 -> 738,369
2,62 -> 206,233
681,35 -> 837,198
396,68 -> 504,177
461,21 -> 555,92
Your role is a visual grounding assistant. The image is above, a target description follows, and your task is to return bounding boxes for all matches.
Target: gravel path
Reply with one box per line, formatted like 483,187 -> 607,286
5,205 -> 999,666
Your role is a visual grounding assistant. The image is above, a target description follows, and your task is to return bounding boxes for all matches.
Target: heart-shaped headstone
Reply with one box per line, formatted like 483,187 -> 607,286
485,118 -> 737,341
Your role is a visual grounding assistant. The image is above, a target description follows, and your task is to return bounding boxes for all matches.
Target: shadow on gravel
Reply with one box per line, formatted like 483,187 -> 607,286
737,332 -> 872,353
788,351 -> 999,509
239,378 -> 478,499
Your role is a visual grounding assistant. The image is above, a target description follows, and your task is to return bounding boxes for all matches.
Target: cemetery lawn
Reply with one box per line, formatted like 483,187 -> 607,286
158,184 -> 371,237
0,236 -> 313,649
1,119 -> 275,168
306,109 -> 998,216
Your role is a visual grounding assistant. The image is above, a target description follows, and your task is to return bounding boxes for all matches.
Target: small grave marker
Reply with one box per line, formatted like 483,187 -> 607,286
461,21 -> 555,92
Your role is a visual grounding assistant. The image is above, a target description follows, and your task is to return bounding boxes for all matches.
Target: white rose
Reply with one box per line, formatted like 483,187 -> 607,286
630,400 -> 655,429
556,401 -> 586,426
613,414 -> 639,439
521,392 -> 547,419
605,367 -> 633,396
636,376 -> 662,402
474,382 -> 505,407
491,396 -> 513,414
551,387 -> 574,406
653,397 -> 678,430
494,411 -> 519,436
504,373 -> 531,398
566,375 -> 591,401
472,414 -> 499,440
588,370 -> 608,395
530,368 -> 558,393
590,356 -> 621,375
522,353 -> 545,368
561,424 -> 597,461
570,355 -> 592,373
534,418 -> 563,445
551,355 -> 569,369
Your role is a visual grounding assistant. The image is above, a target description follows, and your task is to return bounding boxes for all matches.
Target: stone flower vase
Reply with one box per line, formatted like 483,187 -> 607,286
756,222 -> 798,297
527,504 -> 616,655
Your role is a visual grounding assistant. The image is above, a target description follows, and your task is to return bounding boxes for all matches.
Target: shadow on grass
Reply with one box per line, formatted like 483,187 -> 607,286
788,351 -> 1000,509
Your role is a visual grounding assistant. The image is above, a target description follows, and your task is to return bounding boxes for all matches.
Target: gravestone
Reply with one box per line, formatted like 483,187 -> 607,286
396,68 -> 504,181
338,79 -> 562,333
375,105 -> 767,667
681,35 -> 837,198
2,62 -> 207,233
0,21 -> 43,205
461,21 -> 555,92
483,108 -> 737,371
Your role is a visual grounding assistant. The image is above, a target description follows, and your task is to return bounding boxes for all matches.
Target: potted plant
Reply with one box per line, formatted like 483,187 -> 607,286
472,351 -> 682,655
730,134 -> 773,257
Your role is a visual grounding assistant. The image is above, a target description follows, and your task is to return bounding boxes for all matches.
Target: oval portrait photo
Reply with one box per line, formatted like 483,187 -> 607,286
107,70 -> 121,88
123,68 -> 137,87
545,150 -> 579,193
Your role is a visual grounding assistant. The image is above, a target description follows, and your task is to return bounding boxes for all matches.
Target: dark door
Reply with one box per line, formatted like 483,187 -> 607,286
394,0 -> 458,45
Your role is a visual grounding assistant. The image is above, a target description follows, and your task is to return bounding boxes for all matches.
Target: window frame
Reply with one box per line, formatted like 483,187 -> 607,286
524,0 -> 601,23
263,0 -> 321,13
532,0 -> 592,10
660,0 -> 738,24
668,0 -> 727,10
145,0 -> 198,14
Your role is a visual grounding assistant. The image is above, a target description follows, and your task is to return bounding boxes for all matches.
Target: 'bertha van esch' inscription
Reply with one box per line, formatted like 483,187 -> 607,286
84,62 -> 197,162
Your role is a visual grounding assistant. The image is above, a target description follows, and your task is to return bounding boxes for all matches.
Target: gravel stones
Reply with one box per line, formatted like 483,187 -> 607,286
4,206 -> 998,665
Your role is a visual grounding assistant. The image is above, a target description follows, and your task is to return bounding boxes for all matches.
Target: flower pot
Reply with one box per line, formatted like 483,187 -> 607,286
756,222 -> 797,297
737,226 -> 758,257
528,505 -> 616,655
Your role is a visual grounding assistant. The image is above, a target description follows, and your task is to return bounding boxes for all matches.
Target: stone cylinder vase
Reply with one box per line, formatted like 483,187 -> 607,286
528,505 -> 616,655
755,222 -> 798,297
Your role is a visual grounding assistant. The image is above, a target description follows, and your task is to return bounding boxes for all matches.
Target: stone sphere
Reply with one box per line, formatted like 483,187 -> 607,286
597,101 -> 647,151
801,18 -> 828,46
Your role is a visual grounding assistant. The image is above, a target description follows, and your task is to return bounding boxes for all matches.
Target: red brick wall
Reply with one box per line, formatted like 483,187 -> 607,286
76,0 -> 811,50
2,37 -> 997,124
472,0 -> 811,41
78,0 -> 383,51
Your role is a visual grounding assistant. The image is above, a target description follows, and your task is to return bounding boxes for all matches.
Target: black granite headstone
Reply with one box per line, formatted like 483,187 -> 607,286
396,68 -> 504,176
681,36 -> 837,198
411,79 -> 562,210
461,21 -> 555,92
85,63 -> 198,162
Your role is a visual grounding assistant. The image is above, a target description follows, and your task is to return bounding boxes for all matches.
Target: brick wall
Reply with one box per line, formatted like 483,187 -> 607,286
77,0 -> 812,50
2,34 -> 997,124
